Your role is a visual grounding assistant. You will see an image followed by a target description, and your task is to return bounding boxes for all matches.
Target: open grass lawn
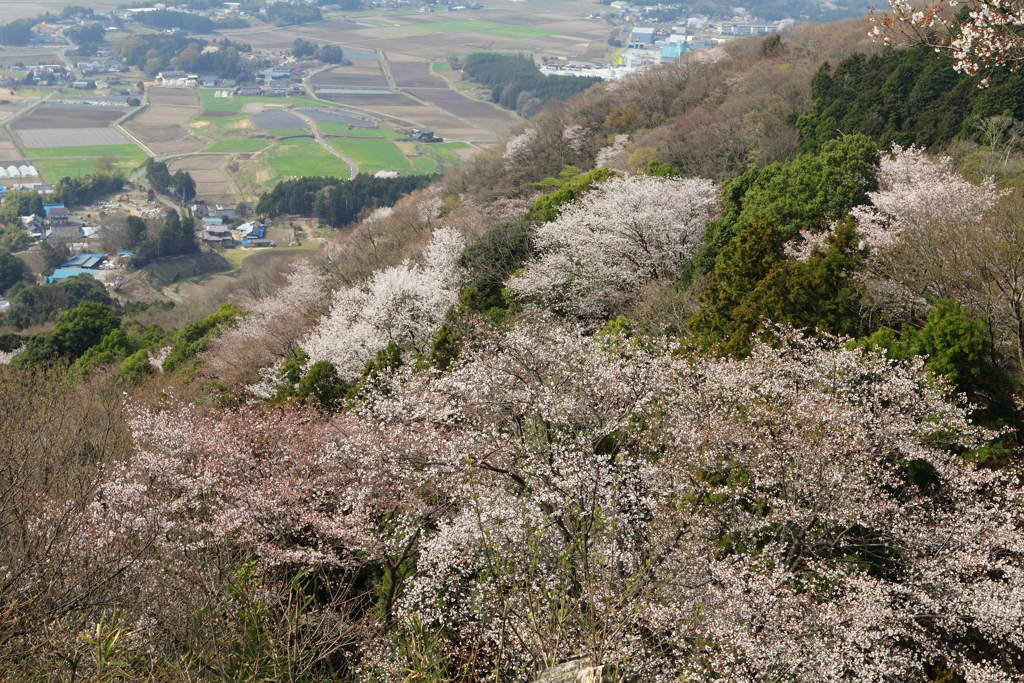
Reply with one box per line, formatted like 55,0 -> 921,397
267,138 -> 351,180
331,137 -> 412,171
317,122 -> 403,138
198,89 -> 243,112
479,26 -> 559,38
220,240 -> 319,269
431,62 -> 451,71
411,156 -> 438,174
424,20 -> 505,33
34,157 -> 142,182
206,139 -> 271,152
28,143 -> 145,158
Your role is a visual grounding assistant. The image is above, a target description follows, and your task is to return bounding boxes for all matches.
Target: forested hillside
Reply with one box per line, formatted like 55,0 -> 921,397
3,13 -> 1024,683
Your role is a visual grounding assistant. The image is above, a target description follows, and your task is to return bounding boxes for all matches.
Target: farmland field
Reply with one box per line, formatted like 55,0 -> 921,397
11,105 -> 126,130
17,128 -> 128,148
479,26 -> 559,38
423,20 -> 505,33
206,140 -> 272,152
388,58 -> 440,88
330,138 -> 412,172
34,157 -> 142,181
27,143 -> 145,158
411,156 -> 438,174
126,105 -> 204,154
147,88 -> 199,106
168,155 -> 237,205
266,138 -> 351,181
251,110 -> 305,130
318,123 -> 403,137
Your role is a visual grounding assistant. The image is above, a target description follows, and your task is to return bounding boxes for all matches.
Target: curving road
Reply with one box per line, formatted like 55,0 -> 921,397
290,109 -> 359,179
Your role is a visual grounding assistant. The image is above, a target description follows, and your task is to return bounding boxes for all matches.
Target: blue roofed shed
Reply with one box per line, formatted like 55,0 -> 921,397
60,253 -> 107,269
45,269 -> 95,284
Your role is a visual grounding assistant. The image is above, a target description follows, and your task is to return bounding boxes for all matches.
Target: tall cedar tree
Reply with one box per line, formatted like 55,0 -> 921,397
692,218 -> 865,356
686,134 -> 878,280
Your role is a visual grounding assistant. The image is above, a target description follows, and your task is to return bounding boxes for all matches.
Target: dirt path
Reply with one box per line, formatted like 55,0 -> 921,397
290,110 -> 359,179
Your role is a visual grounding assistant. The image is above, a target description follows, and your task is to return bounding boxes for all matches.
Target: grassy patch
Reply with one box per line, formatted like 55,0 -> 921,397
330,137 -> 412,171
432,61 -> 451,71
267,137 -> 351,180
209,117 -> 254,132
34,157 -> 141,182
206,139 -> 272,152
423,20 -> 505,33
433,141 -> 473,149
198,89 -> 243,112
220,241 -> 320,269
478,26 -> 559,38
411,156 -> 438,174
27,143 -> 145,158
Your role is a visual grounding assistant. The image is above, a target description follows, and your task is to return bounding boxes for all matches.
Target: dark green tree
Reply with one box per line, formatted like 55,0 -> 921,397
293,38 -> 317,58
125,216 -> 147,249
0,251 -> 30,295
16,302 -> 120,365
457,220 -> 535,315
162,304 -> 238,374
685,134 -> 879,281
296,360 -> 348,412
691,218 -> 866,356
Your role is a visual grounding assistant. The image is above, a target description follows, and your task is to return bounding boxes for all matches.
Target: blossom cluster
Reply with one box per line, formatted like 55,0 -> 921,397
302,227 -> 465,379
870,0 -> 1024,86
851,143 -> 1004,250
509,174 -> 719,319
503,128 -> 539,168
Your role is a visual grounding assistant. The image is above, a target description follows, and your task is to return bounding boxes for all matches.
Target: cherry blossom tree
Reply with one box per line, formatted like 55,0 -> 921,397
851,144 -> 1003,251
203,259 -> 329,385
503,128 -> 539,169
303,228 -> 464,380
594,133 -> 630,169
562,124 -> 589,152
358,319 -> 1023,683
509,174 -> 719,320
843,145 -> 1024,346
870,0 -> 1024,86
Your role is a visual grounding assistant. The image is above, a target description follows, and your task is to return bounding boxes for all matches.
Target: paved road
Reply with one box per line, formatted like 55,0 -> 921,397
290,109 -> 359,179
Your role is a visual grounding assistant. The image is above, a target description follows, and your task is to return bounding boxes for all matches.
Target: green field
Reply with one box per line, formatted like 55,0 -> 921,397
220,239 -> 320,269
411,156 -> 438,174
424,20 -> 505,33
27,143 -> 145,159
199,89 -> 243,112
34,157 -> 142,182
267,138 -> 351,181
479,26 -> 559,38
331,137 -> 412,171
206,139 -> 271,152
317,122 -> 403,138
431,61 -> 451,71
